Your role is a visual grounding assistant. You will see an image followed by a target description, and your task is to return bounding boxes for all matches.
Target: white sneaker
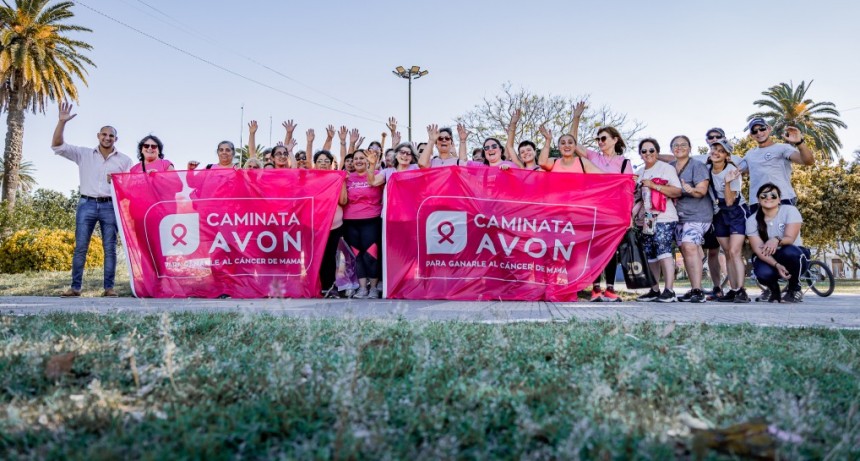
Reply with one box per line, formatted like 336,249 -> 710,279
367,288 -> 380,299
352,287 -> 369,299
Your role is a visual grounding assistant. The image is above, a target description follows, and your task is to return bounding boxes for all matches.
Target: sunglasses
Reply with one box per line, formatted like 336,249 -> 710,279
671,143 -> 689,149
316,158 -> 332,163
437,136 -> 452,142
483,143 -> 500,151
273,152 -> 288,157
758,192 -> 779,200
142,143 -> 158,150
296,156 -> 307,160
706,135 -> 723,140
750,126 -> 768,135
640,148 -> 656,154
396,150 -> 412,155
595,136 -> 608,143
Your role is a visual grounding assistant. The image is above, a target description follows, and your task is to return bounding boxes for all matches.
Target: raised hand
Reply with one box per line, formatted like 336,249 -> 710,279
58,102 -> 77,123
326,125 -> 335,139
338,125 -> 348,142
248,120 -> 258,134
306,128 -> 315,143
366,148 -> 379,166
539,124 -> 551,139
349,128 -> 360,144
510,108 -> 521,128
387,117 -> 398,133
355,137 -> 365,150
427,124 -> 439,142
392,130 -> 401,146
573,101 -> 587,118
282,119 -> 297,133
725,168 -> 741,183
783,126 -> 803,145
457,123 -> 468,142
285,138 -> 297,153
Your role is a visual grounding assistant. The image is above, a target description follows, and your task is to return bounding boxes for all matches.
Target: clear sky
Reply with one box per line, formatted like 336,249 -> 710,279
5,0 -> 859,194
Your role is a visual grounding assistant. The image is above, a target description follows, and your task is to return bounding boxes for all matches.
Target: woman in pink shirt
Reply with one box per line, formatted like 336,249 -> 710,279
343,149 -> 384,298
130,135 -> 174,173
537,125 -> 601,173
305,148 -> 349,297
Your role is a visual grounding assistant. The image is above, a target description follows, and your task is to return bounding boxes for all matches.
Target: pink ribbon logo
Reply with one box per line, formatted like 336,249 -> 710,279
437,221 -> 455,244
171,223 -> 188,246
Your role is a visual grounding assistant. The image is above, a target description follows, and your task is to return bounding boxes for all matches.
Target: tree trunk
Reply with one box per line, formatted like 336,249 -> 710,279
2,94 -> 26,210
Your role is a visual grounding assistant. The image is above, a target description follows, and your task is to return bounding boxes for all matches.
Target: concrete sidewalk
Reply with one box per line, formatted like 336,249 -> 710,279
1,292 -> 858,329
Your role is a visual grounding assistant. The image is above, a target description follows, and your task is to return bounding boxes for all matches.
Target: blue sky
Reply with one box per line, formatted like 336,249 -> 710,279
6,0 -> 860,193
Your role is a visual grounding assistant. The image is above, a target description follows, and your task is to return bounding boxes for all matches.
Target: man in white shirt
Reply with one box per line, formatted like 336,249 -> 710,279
52,103 -> 133,297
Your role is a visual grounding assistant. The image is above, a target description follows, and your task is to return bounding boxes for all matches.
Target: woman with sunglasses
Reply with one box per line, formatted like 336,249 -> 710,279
418,124 -> 468,168
635,138 -> 683,302
130,135 -> 174,173
249,120 -> 295,169
745,183 -> 809,303
366,142 -> 419,187
707,139 -> 750,303
343,149 -> 384,299
475,136 -> 518,169
536,125 -> 602,173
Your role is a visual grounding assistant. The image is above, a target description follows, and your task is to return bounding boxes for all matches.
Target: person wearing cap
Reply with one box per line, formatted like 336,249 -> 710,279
706,139 -> 750,303
738,117 -> 814,213
51,103 -> 133,298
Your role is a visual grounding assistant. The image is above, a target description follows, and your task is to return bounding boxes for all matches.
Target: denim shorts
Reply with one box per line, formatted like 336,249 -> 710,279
642,222 -> 676,263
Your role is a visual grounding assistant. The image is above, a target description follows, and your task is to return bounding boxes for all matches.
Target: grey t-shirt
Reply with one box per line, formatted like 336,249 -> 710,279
738,143 -> 798,205
671,159 -> 713,223
745,205 -> 803,246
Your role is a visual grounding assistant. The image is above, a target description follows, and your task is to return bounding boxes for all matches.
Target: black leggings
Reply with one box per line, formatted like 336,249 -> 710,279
594,246 -> 620,287
344,217 -> 382,280
319,225 -> 343,292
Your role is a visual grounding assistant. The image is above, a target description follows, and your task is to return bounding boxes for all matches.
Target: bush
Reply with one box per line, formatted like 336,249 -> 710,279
0,228 -> 103,273
0,189 -> 79,240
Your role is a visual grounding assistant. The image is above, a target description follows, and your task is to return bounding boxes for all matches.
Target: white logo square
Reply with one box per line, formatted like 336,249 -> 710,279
426,210 -> 467,254
159,213 -> 200,256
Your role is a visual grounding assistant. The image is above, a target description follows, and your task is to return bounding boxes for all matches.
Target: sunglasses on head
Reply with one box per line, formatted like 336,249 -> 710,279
483,143 -> 500,151
758,192 -> 779,200
142,143 -> 158,150
750,126 -> 768,135
595,135 -> 608,143
640,148 -> 656,154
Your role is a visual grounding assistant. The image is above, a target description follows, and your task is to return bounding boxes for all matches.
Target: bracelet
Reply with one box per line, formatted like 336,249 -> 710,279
792,138 -> 804,146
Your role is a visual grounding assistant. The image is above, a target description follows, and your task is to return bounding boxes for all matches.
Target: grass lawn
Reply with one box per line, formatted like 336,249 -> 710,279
1,314 -> 858,459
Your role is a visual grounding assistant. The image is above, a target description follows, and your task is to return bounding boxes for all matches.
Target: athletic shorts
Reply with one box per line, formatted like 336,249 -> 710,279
702,224 -> 720,249
713,206 -> 747,238
675,222 -> 710,246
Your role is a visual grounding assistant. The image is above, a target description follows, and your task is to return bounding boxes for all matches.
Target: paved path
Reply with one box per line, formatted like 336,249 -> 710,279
1,292 -> 858,329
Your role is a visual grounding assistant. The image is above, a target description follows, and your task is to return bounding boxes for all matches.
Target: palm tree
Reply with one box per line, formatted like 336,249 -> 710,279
748,80 -> 847,160
0,0 -> 94,209
0,159 -> 36,194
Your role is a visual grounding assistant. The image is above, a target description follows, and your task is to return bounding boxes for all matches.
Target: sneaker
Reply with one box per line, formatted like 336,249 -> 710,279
589,288 -> 603,302
352,287 -> 369,299
367,288 -> 380,299
767,290 -> 783,303
60,288 -> 81,298
678,291 -> 694,302
717,290 -> 737,303
782,289 -> 803,303
636,288 -> 661,302
657,289 -> 677,303
217,294 -> 230,299
755,288 -> 771,302
706,287 -> 723,301
688,289 -> 707,303
733,288 -> 751,304
601,287 -> 622,302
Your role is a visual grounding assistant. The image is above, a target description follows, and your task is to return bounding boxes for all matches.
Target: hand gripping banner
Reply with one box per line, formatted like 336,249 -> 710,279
383,166 -> 635,301
111,169 -> 345,298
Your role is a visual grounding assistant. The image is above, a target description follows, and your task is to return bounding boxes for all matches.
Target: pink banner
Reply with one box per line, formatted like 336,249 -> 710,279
111,169 -> 345,298
383,167 -> 635,301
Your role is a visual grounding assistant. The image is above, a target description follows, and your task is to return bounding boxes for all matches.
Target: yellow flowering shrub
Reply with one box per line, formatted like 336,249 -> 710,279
0,229 -> 104,273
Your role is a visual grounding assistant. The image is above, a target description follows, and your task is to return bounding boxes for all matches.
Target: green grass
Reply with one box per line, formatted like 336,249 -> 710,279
1,314 -> 858,459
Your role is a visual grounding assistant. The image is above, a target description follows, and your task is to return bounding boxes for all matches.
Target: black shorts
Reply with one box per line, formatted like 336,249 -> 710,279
702,224 -> 720,250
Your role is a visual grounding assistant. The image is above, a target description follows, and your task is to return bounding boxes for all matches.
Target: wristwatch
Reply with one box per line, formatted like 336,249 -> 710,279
792,138 -> 804,147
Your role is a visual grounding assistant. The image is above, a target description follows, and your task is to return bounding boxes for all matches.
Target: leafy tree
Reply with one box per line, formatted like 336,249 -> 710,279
455,82 -> 645,152
791,160 -> 860,256
236,144 -> 266,166
0,188 -> 78,240
0,0 -> 95,209
748,80 -> 847,160
0,159 -> 36,193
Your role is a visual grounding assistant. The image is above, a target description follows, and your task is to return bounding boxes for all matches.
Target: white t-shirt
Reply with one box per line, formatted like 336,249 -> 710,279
709,164 -> 744,203
635,161 -> 681,223
745,205 -> 803,247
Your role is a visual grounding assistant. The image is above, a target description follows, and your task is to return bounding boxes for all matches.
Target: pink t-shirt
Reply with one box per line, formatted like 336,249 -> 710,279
550,157 -> 585,173
467,160 -> 518,168
344,172 -> 383,219
430,156 -> 461,167
382,164 -> 419,182
130,158 -> 174,173
585,149 -> 633,174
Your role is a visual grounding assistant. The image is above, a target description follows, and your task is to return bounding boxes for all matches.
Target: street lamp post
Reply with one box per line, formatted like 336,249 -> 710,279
392,65 -> 429,142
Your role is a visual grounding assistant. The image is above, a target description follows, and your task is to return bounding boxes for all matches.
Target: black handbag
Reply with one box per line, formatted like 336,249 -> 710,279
618,228 -> 657,289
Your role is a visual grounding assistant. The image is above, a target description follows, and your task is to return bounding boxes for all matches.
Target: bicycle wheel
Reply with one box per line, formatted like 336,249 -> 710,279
802,260 -> 835,297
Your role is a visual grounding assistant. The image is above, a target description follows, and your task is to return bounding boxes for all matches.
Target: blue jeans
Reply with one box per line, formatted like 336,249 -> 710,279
71,198 -> 118,290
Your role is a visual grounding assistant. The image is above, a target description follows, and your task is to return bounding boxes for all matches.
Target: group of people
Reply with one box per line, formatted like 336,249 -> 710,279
53,100 -> 815,303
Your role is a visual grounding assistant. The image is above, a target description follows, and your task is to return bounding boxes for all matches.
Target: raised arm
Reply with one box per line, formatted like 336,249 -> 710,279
52,102 -> 77,147
568,101 -> 586,139
724,168 -> 741,206
282,119 -> 297,146
506,109 -> 525,168
457,123 -> 469,164
305,129 -> 315,169
365,148 -> 385,187
418,124 -> 439,168
784,126 -> 815,166
284,139 -> 297,168
348,128 -> 361,154
247,120 -> 258,160
337,126 -> 348,169
538,124 -> 554,171
322,125 -> 335,152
